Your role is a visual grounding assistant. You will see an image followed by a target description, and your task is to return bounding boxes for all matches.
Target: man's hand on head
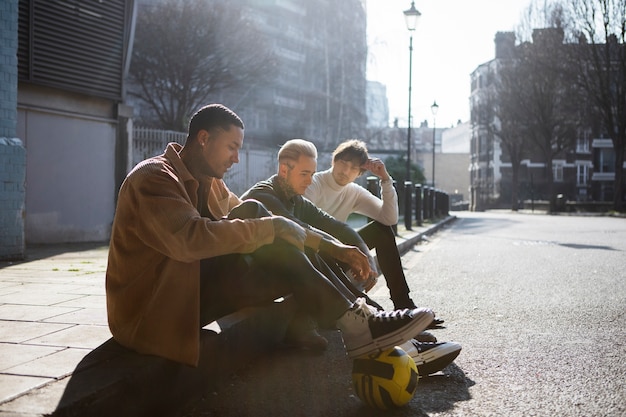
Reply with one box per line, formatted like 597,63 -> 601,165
362,158 -> 390,181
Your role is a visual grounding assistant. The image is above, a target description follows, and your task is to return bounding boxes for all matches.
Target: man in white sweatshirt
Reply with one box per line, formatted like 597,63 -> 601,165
305,139 -> 442,326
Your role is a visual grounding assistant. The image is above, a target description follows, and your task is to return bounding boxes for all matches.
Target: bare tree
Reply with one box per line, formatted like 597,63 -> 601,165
517,0 -> 578,42
306,1 -> 367,148
492,59 -> 532,211
499,2 -> 582,212
128,0 -> 274,131
567,0 -> 626,211
518,30 -> 582,211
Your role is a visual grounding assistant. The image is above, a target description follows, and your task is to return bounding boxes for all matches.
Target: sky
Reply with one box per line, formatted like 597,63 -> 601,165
366,0 -> 533,129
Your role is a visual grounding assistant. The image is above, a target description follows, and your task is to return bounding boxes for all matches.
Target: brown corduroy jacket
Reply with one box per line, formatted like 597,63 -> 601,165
105,143 -> 275,366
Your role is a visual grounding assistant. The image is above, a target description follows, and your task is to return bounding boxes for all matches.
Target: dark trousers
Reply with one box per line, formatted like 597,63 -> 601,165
199,200 -> 351,327
357,220 -> 413,308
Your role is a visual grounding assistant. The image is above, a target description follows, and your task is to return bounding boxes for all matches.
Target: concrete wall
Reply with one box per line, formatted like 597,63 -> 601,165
17,85 -> 118,243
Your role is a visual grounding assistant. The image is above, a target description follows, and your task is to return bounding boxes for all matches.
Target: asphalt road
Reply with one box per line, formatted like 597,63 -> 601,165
182,211 -> 626,417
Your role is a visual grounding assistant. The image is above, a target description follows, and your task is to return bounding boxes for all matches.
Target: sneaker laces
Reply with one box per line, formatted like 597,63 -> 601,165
352,297 -> 377,318
352,297 -> 411,321
372,308 -> 412,322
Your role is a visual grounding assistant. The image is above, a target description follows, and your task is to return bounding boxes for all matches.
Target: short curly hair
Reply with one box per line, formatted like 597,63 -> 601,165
187,104 -> 244,143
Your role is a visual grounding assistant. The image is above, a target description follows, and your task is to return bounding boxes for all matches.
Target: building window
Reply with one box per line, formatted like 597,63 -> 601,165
597,148 -> 615,173
553,162 -> 564,182
238,108 -> 268,130
576,134 -> 590,154
576,164 -> 588,186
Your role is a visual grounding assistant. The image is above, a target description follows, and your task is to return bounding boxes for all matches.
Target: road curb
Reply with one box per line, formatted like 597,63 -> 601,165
395,215 -> 457,256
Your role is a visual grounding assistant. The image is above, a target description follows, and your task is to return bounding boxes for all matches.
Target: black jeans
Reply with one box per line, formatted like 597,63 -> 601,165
357,220 -> 413,308
199,199 -> 351,327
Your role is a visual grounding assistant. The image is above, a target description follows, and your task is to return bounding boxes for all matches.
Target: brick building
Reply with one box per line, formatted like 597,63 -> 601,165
470,30 -> 625,211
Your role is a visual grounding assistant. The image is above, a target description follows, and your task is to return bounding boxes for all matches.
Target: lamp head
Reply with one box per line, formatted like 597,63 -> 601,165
431,101 -> 439,116
403,2 -> 421,31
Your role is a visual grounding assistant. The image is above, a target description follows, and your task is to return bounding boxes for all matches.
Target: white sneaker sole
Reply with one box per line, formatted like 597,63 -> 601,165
410,342 -> 462,375
346,310 -> 434,359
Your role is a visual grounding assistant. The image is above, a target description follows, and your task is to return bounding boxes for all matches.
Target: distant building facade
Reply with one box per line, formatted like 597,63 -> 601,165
469,30 -> 624,211
225,0 -> 368,151
439,121 -> 470,203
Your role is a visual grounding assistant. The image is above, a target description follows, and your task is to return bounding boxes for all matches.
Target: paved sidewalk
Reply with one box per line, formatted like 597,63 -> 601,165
0,243 -> 110,414
0,216 -> 456,416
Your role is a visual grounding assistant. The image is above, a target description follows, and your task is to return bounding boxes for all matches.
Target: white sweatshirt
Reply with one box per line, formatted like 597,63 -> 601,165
305,169 -> 399,226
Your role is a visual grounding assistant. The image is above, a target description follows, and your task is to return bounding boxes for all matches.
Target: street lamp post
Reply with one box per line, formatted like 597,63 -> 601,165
431,100 -> 439,188
403,2 -> 421,231
403,2 -> 421,184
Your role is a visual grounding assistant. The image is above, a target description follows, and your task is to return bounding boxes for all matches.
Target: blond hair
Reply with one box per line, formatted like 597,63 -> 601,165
278,139 -> 318,166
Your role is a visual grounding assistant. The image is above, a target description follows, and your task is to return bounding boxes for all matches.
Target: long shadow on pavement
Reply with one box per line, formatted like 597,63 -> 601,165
51,300 -> 297,417
182,330 -> 474,417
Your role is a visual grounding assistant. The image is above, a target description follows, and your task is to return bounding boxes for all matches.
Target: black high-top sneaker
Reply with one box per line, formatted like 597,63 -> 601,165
337,298 -> 434,358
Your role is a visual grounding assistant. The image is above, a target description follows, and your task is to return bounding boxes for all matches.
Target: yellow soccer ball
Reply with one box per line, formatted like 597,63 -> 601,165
352,346 -> 419,409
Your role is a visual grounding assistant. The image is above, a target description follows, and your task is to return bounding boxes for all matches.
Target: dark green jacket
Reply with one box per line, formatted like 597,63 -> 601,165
241,175 -> 370,255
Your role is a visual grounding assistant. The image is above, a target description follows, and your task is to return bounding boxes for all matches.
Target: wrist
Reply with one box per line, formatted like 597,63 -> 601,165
305,229 -> 323,252
318,238 -> 331,254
